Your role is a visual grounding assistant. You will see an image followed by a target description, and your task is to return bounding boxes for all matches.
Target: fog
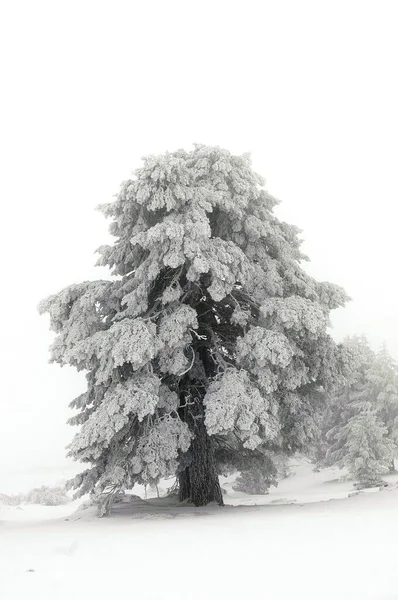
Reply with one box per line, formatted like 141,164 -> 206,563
0,0 -> 397,475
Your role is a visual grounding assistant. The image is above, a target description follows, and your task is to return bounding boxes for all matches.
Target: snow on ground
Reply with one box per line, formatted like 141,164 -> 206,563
1,461 -> 398,600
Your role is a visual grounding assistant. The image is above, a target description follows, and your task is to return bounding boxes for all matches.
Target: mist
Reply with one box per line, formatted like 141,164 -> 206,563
0,1 -> 396,479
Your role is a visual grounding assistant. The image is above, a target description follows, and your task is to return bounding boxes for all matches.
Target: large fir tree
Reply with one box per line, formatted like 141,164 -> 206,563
39,145 -> 348,508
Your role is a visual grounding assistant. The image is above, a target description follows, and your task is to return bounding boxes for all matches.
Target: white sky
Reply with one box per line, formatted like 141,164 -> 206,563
0,0 -> 397,476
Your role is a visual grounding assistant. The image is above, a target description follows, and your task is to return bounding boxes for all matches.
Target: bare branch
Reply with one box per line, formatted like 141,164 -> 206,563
177,346 -> 195,377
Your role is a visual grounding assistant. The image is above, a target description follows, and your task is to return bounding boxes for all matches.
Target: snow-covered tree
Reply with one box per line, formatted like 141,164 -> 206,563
328,401 -> 395,488
325,338 -> 398,483
39,144 -> 349,508
232,453 -> 278,495
368,344 -> 398,470
315,336 -> 375,467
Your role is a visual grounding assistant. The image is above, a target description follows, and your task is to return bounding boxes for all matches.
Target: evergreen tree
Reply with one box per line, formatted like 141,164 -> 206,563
39,145 -> 348,508
328,401 -> 395,488
232,454 -> 278,495
317,336 -> 375,467
325,338 -> 398,484
369,344 -> 398,470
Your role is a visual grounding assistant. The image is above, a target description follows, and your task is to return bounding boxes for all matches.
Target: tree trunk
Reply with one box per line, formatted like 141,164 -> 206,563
177,310 -> 224,507
389,459 -> 396,473
178,402 -> 223,507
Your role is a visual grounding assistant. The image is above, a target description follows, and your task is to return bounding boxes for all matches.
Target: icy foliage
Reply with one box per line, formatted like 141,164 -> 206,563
339,335 -> 374,380
368,344 -> 398,445
39,144 -> 349,504
321,338 -> 398,477
157,305 -> 198,374
203,239 -> 250,302
204,369 -> 280,449
25,486 -> 70,506
80,412 -> 192,507
316,280 -> 350,310
0,487 -> 70,506
65,319 -> 161,382
279,392 -> 321,451
161,281 -> 183,304
38,281 -> 114,364
260,296 -> 328,337
158,305 -> 198,347
237,327 -> 295,371
231,306 -> 250,327
233,454 -> 278,495
38,281 -> 112,336
68,375 -> 161,460
132,415 -> 193,481
157,385 -> 179,413
330,404 -> 396,487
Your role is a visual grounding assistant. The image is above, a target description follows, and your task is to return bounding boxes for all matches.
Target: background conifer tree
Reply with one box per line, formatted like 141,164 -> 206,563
370,344 -> 398,470
328,401 -> 395,488
315,336 -> 374,467
325,338 -> 398,484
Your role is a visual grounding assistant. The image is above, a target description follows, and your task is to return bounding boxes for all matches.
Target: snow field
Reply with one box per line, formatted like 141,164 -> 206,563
1,461 -> 398,600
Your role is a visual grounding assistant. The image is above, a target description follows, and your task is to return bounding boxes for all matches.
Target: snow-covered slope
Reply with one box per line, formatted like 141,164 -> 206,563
1,461 -> 398,600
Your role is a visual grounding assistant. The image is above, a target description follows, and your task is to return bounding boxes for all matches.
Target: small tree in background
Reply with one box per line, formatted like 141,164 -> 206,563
39,145 -> 348,509
232,454 -> 278,495
370,344 -> 398,471
25,485 -> 70,506
324,338 -> 398,485
315,336 -> 374,468
328,401 -> 396,488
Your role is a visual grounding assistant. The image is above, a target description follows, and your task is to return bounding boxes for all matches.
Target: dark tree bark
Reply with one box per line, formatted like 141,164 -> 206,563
176,293 -> 225,507
389,459 -> 396,473
178,401 -> 224,506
